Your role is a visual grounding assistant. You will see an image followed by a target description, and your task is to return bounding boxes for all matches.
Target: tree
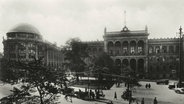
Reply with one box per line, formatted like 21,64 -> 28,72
93,52 -> 114,74
1,58 -> 65,104
62,38 -> 88,80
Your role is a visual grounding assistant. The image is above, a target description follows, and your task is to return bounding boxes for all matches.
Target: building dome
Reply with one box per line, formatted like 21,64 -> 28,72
8,23 -> 40,35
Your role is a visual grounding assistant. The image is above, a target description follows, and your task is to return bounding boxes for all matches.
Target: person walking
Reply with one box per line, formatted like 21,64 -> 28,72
153,97 -> 158,104
136,99 -> 139,104
145,84 -> 147,88
141,98 -> 144,104
148,83 -> 151,88
114,91 -> 117,100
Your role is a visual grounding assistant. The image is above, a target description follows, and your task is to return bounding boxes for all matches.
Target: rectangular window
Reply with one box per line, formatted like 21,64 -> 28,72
7,34 -> 16,38
9,44 -> 16,51
10,53 -> 16,58
116,50 -> 119,55
17,34 -> 26,38
162,46 -> 167,53
18,53 -> 26,58
110,50 -> 113,55
28,34 -> 34,38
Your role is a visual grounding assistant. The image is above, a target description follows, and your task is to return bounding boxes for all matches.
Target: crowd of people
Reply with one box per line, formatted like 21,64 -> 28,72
64,82 -> 159,104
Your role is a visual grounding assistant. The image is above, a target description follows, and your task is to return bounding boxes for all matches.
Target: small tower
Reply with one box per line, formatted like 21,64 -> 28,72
122,11 -> 129,32
145,25 -> 148,33
104,27 -> 107,35
124,11 -> 126,26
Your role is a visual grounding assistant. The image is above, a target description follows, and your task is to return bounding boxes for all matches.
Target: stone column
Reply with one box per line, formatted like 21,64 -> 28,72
135,41 -> 138,55
128,41 -> 130,55
46,47 -> 49,66
153,46 -> 155,54
104,40 -> 108,53
145,58 -> 148,73
174,45 -> 176,53
136,59 -> 138,73
122,41 -> 124,55
35,43 -> 38,60
167,46 -> 169,53
160,45 -> 162,53
26,43 -> 29,60
145,40 -> 148,55
15,43 -> 18,61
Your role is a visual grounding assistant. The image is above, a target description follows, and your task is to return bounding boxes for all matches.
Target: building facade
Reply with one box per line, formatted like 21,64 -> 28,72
3,24 -> 64,69
85,26 -> 183,79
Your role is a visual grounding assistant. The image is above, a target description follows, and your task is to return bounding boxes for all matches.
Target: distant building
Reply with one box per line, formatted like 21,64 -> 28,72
85,26 -> 183,79
3,23 -> 64,69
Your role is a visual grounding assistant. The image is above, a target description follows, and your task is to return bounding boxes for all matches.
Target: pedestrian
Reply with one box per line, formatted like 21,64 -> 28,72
141,98 -> 144,104
114,91 -> 117,100
145,84 -> 147,88
65,94 -> 68,101
90,89 -> 92,99
148,83 -> 151,88
70,96 -> 73,103
96,90 -> 99,99
92,92 -> 95,100
136,99 -> 139,104
85,87 -> 87,92
153,97 -> 158,104
107,101 -> 113,104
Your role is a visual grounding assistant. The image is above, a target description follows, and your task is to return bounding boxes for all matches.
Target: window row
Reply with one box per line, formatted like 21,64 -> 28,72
149,45 -> 179,54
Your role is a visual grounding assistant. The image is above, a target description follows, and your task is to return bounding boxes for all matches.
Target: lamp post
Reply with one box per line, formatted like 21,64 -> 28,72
128,75 -> 132,104
178,26 -> 183,87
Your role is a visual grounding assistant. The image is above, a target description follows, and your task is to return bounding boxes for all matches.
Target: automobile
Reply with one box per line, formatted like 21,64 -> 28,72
168,82 -> 184,89
177,82 -> 184,88
168,82 -> 177,89
156,79 -> 169,85
174,88 -> 184,94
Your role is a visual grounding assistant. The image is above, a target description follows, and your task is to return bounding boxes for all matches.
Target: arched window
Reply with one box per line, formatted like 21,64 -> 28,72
122,41 -> 128,55
107,41 -> 114,55
115,41 -> 121,55
138,41 -> 144,54
149,46 -> 153,54
130,41 -> 136,54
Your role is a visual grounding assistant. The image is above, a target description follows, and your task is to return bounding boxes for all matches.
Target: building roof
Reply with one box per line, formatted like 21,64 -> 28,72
104,26 -> 148,37
8,23 -> 40,35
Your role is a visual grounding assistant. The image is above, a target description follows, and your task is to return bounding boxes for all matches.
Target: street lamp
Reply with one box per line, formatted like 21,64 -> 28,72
178,26 -> 183,88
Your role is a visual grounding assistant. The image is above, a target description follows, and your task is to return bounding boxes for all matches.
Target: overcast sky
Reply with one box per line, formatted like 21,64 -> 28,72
0,0 -> 184,52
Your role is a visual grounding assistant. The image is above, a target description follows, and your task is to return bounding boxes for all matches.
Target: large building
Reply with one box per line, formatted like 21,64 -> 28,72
85,26 -> 183,79
3,23 -> 183,79
3,24 -> 64,69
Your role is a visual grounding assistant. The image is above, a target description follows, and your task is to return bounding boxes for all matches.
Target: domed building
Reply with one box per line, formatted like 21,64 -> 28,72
3,23 -> 64,69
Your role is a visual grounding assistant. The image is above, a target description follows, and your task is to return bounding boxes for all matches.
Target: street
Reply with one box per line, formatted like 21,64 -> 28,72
103,81 -> 184,104
0,81 -> 184,104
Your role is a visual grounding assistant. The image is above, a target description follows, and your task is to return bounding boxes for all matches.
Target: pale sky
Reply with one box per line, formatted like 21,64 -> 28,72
0,0 -> 184,52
